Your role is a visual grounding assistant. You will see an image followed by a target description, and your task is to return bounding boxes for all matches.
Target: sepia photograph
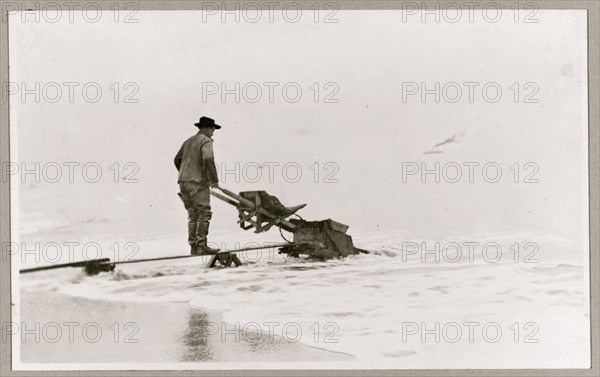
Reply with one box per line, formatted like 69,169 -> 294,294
1,1 -> 596,374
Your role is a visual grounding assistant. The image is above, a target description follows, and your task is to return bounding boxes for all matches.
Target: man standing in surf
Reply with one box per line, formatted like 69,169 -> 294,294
175,116 -> 221,255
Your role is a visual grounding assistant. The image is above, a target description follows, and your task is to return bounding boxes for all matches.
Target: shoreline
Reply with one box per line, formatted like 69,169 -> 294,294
18,290 -> 354,364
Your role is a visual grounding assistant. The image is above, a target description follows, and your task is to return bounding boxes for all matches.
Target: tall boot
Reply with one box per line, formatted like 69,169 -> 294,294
188,221 -> 199,255
196,221 -> 220,255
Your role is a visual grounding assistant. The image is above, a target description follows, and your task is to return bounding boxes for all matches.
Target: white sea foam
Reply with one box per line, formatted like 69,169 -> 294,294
18,231 -> 590,368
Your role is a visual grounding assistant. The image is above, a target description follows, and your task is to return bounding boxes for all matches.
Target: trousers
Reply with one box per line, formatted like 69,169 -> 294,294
178,181 -> 212,246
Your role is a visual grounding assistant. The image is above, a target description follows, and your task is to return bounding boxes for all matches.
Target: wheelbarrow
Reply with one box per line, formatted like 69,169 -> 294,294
210,187 -> 368,266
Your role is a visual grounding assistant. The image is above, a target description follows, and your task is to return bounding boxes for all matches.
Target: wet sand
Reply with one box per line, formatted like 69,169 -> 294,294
19,290 -> 353,364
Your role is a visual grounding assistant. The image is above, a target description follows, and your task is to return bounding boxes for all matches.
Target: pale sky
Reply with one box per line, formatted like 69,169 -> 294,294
9,10 -> 588,241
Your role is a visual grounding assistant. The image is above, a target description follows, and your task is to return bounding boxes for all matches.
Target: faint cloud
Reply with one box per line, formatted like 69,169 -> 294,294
560,64 -> 574,78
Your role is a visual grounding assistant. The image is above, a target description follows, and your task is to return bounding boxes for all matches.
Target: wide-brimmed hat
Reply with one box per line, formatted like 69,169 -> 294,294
195,116 -> 221,129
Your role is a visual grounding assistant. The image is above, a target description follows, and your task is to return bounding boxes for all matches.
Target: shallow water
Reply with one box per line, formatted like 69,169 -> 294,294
17,231 -> 590,368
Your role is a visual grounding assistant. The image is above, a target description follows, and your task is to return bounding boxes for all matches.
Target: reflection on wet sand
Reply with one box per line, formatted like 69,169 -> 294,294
180,311 -> 212,361
179,310 -> 354,362
19,290 -> 353,364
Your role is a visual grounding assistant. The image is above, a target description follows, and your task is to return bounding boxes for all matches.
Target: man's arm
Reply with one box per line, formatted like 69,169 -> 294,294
174,144 -> 183,171
201,141 -> 219,187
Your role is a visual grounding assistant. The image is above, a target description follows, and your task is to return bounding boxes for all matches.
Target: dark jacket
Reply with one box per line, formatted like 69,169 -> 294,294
174,132 -> 218,185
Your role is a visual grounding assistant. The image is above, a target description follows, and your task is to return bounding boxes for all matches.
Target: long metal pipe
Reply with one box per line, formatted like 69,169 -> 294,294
20,258 -> 111,274
19,243 -> 292,273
